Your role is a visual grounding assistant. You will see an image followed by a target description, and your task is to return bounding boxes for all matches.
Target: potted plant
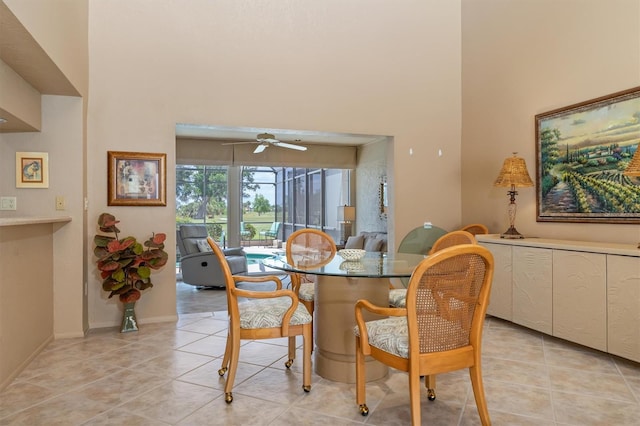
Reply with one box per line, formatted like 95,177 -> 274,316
94,212 -> 168,332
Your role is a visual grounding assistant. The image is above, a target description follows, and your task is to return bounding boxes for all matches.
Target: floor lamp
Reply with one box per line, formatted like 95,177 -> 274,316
623,147 -> 640,248
493,153 -> 534,239
337,205 -> 355,245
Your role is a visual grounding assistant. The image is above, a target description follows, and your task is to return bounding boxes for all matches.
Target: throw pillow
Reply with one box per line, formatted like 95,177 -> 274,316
345,235 -> 364,249
364,238 -> 384,252
196,239 -> 213,252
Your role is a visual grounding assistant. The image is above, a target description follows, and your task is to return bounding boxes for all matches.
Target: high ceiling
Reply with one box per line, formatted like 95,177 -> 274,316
175,123 -> 388,147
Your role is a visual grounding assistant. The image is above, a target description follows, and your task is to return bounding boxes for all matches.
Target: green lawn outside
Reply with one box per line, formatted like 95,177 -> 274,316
176,211 -> 277,241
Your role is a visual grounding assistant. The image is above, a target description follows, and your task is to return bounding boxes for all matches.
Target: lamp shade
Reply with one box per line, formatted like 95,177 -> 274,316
337,205 -> 356,222
623,147 -> 640,176
493,153 -> 534,187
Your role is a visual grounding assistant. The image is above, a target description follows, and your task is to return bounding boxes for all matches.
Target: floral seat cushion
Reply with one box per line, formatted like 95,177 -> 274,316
239,297 -> 312,329
388,288 -> 407,307
298,282 -> 314,302
354,314 -> 468,358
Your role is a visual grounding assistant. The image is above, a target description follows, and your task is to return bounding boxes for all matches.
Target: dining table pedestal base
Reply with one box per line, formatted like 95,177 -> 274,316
314,274 -> 389,383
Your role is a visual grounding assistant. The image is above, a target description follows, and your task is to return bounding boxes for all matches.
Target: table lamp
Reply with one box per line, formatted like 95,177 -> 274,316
622,146 -> 640,248
337,205 -> 356,245
493,153 -> 534,239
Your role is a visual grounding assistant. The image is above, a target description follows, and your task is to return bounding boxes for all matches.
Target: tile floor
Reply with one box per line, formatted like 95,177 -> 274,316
1,310 -> 640,425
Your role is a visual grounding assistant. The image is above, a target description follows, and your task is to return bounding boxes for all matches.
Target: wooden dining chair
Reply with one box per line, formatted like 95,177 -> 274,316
355,244 -> 494,425
460,223 -> 489,235
389,230 -> 477,308
208,237 -> 312,403
285,229 -> 337,346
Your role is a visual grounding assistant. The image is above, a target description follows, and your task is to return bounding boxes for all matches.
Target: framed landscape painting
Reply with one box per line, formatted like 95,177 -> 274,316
535,87 -> 640,224
108,151 -> 166,206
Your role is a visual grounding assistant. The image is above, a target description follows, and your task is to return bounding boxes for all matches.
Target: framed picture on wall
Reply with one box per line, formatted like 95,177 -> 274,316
535,86 -> 640,224
107,151 -> 166,206
16,152 -> 49,188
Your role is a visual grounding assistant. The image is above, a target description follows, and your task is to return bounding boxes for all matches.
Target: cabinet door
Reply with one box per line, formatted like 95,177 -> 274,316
553,250 -> 606,351
479,242 -> 512,321
512,246 -> 552,334
607,255 -> 640,362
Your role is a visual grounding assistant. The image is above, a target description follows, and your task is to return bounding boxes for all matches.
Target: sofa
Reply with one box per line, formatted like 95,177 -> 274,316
344,231 -> 388,252
177,224 -> 248,288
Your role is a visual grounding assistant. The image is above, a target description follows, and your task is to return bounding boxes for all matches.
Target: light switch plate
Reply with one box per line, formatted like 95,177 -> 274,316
0,197 -> 17,210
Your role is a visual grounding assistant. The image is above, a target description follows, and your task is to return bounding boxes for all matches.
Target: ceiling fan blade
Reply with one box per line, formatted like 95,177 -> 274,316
221,141 -> 257,146
253,143 -> 268,154
273,141 -> 307,151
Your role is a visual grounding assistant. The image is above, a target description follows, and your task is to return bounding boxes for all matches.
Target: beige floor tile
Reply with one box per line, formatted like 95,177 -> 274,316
0,381 -> 62,419
269,406 -> 364,425
177,395 -> 287,426
552,390 -> 640,425
177,334 -> 230,358
0,392 -> 111,426
139,350 -> 214,378
232,367 -> 309,405
474,380 -> 554,422
482,356 -> 550,388
178,359 -> 264,391
119,380 -> 220,424
548,365 -> 635,402
83,408 -> 170,425
544,346 -> 617,374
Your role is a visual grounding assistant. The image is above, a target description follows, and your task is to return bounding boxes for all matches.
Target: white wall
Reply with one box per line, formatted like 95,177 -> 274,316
461,0 -> 640,244
86,0 -> 463,328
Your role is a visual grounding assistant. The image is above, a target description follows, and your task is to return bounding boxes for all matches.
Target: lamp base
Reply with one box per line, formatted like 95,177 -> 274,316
500,225 -> 525,239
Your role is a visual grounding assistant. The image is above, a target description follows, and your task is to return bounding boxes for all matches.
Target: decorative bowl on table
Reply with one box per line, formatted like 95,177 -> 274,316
339,261 -> 366,272
337,249 -> 366,262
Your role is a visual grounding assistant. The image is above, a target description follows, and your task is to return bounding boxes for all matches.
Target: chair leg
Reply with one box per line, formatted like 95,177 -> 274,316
223,330 -> 241,403
218,331 -> 231,376
302,299 -> 315,352
469,365 -> 491,425
425,374 -> 436,401
302,323 -> 312,392
409,370 -> 422,426
285,336 -> 296,368
355,336 -> 369,416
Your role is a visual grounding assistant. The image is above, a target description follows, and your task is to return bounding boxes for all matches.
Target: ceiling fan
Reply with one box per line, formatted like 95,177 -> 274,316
222,133 -> 308,154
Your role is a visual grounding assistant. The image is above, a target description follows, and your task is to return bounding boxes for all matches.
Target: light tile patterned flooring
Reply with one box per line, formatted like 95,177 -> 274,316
2,309 -> 640,424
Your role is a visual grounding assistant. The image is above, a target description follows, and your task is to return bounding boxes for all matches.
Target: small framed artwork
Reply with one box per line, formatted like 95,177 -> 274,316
107,151 -> 166,206
535,86 -> 640,224
16,152 -> 49,188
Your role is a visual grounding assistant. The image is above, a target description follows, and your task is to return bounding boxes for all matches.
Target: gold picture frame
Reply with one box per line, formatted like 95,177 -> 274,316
16,152 -> 49,188
535,86 -> 640,224
107,151 -> 166,206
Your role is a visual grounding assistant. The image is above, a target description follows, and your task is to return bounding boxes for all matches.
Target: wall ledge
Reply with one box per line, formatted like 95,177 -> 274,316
0,216 -> 71,227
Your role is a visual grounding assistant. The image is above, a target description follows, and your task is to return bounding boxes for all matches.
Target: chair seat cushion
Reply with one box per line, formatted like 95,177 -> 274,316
388,288 -> 407,307
354,314 -> 467,358
239,297 -> 312,329
298,282 -> 314,302
355,317 -> 409,358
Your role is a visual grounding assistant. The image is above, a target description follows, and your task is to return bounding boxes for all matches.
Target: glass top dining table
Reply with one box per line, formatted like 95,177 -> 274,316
261,251 -> 427,279
261,251 -> 428,383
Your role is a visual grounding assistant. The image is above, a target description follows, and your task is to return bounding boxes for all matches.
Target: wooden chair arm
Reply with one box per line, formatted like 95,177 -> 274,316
230,286 -> 300,335
233,274 -> 283,290
354,299 -> 406,355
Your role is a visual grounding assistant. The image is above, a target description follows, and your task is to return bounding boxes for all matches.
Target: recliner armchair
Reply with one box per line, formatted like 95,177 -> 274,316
177,225 -> 248,288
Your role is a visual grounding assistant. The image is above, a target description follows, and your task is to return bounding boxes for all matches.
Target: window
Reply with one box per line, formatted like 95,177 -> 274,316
176,164 -> 352,246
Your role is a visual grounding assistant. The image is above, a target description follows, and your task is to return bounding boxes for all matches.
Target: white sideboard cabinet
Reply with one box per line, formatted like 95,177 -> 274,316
477,235 -> 640,362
